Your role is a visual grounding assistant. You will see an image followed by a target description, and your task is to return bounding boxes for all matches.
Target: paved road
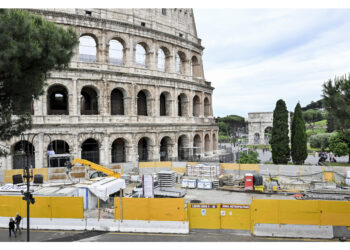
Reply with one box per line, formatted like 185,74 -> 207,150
0,228 -> 340,242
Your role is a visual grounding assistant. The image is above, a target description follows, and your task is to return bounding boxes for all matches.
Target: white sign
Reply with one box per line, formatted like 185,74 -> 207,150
220,210 -> 226,216
201,209 -> 206,216
142,174 -> 154,198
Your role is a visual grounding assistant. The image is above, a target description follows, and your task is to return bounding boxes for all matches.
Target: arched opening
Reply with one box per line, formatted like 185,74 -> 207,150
204,97 -> 210,117
12,141 -> 35,169
109,39 -> 124,66
191,56 -> 200,77
160,93 -> 166,116
254,133 -> 260,145
178,135 -> 189,160
48,140 -> 70,168
111,138 -> 126,163
178,93 -> 188,117
137,90 -> 148,116
175,51 -> 186,74
264,126 -> 273,145
81,86 -> 98,115
135,43 -> 147,67
212,134 -> 217,153
159,92 -> 171,116
47,85 -> 69,115
111,88 -> 124,115
160,136 -> 172,161
79,35 -> 97,62
82,138 -> 99,164
193,134 -> 202,158
193,95 -> 200,117
138,137 -> 150,161
204,134 -> 210,154
157,48 -> 166,71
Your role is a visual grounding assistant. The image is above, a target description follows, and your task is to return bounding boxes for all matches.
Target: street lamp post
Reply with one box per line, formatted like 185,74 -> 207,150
20,133 -> 35,242
20,132 -> 52,242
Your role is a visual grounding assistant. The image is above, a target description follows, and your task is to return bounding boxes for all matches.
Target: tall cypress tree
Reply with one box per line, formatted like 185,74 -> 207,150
291,103 -> 308,164
270,99 -> 290,164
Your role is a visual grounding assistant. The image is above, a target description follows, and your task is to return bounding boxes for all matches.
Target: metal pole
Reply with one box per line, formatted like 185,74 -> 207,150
26,166 -> 30,242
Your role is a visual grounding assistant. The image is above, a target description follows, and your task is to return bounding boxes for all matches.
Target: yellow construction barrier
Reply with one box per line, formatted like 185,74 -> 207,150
4,168 -> 49,183
220,204 -> 251,230
114,198 -> 185,221
251,199 -> 350,227
188,203 -> 220,229
220,163 -> 259,171
0,196 -> 83,219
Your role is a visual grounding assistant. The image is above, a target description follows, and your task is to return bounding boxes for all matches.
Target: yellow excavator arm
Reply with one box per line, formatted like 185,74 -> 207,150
71,158 -> 121,178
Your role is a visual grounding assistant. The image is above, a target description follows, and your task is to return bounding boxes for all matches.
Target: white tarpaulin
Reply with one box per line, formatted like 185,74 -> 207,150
88,177 -> 126,202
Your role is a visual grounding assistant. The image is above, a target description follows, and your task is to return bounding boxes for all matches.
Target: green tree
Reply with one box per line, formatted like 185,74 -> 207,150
291,103 -> 307,164
303,109 -> 324,134
323,74 -> 350,162
0,9 -> 78,154
309,133 -> 332,151
270,99 -> 290,164
237,150 -> 260,164
327,112 -> 336,133
329,132 -> 349,157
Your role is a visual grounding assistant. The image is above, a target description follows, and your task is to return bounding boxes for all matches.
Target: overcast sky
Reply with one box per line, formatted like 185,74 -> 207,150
193,8 -> 350,118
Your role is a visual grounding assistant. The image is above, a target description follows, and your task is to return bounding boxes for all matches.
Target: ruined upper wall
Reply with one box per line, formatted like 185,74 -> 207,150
34,8 -> 200,46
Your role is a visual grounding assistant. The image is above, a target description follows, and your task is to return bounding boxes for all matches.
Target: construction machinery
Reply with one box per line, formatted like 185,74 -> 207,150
65,158 -> 121,179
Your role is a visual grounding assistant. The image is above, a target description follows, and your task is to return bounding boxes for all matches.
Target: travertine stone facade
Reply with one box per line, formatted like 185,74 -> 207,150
0,8 -> 218,169
248,112 -> 290,145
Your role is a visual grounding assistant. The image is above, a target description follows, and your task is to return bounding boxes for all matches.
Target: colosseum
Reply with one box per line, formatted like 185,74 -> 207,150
0,8 -> 218,170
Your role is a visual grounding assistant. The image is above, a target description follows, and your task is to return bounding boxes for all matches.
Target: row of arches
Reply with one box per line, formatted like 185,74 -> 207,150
11,133 -> 218,168
78,35 -> 202,77
47,84 -> 212,117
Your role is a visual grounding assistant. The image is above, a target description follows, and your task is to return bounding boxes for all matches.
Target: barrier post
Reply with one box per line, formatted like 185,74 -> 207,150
98,198 -> 100,221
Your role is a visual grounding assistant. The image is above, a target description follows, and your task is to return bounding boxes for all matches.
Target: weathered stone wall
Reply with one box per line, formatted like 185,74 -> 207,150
0,8 -> 218,170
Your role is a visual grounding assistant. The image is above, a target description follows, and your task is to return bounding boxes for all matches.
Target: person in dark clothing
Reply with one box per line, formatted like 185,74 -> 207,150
9,218 -> 16,238
15,213 -> 21,233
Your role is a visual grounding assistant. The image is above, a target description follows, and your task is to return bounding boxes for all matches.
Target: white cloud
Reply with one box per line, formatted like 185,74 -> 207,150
195,9 -> 350,118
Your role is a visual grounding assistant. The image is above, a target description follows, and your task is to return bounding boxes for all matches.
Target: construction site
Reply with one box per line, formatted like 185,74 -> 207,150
1,154 -> 350,240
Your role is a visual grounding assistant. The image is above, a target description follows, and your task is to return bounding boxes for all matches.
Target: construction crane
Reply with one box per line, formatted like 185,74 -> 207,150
65,158 -> 121,179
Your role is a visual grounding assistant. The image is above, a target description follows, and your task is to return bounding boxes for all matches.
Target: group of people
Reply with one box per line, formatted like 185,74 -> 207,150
8,213 -> 21,238
317,151 -> 337,164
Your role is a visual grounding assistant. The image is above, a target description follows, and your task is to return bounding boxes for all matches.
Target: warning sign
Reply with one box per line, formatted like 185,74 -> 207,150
191,204 -> 217,208
220,204 -> 249,209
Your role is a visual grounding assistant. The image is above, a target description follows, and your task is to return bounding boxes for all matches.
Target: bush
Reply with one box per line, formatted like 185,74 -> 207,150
237,150 -> 260,164
329,133 -> 349,157
309,133 -> 332,150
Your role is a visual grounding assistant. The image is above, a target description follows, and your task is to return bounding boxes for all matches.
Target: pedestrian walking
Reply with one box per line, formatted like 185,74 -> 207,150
15,213 -> 21,233
9,218 -> 16,238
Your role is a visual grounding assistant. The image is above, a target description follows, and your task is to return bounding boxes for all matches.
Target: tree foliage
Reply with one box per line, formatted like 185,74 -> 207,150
270,99 -> 290,164
291,103 -> 307,164
237,150 -> 260,164
329,132 -> 349,157
309,133 -> 332,151
0,9 -> 78,148
323,74 -> 350,162
217,115 -> 246,142
301,99 -> 324,111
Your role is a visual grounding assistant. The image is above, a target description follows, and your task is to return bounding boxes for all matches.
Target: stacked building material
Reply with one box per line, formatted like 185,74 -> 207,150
157,171 -> 176,187
186,164 -> 220,178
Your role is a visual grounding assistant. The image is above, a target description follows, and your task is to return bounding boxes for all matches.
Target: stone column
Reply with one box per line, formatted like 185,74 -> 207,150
125,35 -> 134,67
38,133 -> 44,168
200,92 -> 205,118
42,93 -> 47,116
101,134 -> 109,166
73,135 -> 80,159
72,78 -> 78,116
155,85 -> 160,116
